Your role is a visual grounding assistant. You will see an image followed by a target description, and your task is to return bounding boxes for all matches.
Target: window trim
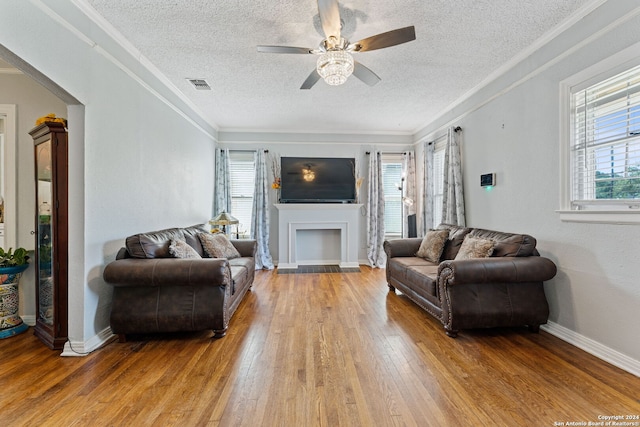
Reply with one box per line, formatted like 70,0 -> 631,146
558,42 -> 640,224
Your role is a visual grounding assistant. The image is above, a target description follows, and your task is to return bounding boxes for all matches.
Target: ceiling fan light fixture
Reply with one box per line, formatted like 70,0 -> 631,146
316,50 -> 354,86
302,165 -> 316,181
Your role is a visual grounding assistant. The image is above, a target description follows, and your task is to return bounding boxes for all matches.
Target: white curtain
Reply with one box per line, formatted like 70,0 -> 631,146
251,150 -> 274,270
367,151 -> 386,268
402,151 -> 416,238
441,127 -> 466,226
423,141 -> 435,233
214,148 -> 231,216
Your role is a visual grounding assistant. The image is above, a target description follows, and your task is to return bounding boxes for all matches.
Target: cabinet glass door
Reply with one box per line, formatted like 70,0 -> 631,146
36,139 -> 54,326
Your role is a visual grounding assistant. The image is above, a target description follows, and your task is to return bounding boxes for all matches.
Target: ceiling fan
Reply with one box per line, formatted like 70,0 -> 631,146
257,0 -> 416,89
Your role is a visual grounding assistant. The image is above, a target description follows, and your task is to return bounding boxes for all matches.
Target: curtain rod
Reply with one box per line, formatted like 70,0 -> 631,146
427,134 -> 447,146
365,151 -> 409,155
228,149 -> 269,153
427,126 -> 462,145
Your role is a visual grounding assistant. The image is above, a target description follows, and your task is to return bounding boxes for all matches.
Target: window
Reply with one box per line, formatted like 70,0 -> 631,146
381,154 -> 403,237
425,137 -> 447,229
560,46 -> 640,224
228,151 -> 255,235
432,144 -> 446,227
572,64 -> 640,208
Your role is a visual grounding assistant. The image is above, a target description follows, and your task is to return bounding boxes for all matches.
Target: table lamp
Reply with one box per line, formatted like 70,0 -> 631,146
209,211 -> 239,234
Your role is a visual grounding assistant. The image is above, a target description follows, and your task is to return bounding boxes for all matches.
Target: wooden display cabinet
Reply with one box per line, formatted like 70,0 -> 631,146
29,122 -> 68,350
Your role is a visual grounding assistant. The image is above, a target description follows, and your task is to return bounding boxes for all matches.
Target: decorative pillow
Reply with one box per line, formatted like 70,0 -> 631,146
454,236 -> 495,260
198,232 -> 241,259
169,239 -> 202,259
416,229 -> 450,263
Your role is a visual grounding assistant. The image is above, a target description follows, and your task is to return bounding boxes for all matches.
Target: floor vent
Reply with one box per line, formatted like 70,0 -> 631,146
277,265 -> 361,274
187,79 -> 211,90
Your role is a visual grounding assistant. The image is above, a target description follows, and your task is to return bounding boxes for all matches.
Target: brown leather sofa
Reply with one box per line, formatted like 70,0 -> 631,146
384,224 -> 557,337
103,224 -> 256,340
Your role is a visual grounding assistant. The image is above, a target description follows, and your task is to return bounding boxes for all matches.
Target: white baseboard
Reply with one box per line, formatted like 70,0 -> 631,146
60,327 -> 117,357
542,321 -> 640,377
19,317 -> 116,357
22,315 -> 36,326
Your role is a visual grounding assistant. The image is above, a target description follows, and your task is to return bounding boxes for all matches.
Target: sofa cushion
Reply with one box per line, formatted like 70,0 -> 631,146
437,224 -> 472,260
229,257 -> 254,296
228,257 -> 254,270
181,224 -> 209,256
454,236 -> 495,260
468,228 -> 537,257
229,266 -> 247,295
126,227 -> 184,259
388,256 -> 437,284
198,233 -> 241,259
169,239 -> 202,259
416,229 -> 449,263
404,265 -> 439,298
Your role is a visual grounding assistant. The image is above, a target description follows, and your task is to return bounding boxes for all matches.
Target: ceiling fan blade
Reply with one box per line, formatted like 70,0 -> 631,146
350,26 -> 416,52
352,61 -> 381,86
317,0 -> 341,40
257,45 -> 314,54
300,70 -> 322,90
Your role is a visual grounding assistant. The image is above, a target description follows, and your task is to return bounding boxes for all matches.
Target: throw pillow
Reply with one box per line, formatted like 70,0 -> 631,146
416,229 -> 450,263
198,232 -> 241,259
454,236 -> 495,260
168,239 -> 202,259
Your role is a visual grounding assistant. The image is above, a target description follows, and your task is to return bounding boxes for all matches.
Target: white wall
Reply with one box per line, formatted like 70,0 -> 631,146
416,0 -> 640,371
0,0 -> 217,350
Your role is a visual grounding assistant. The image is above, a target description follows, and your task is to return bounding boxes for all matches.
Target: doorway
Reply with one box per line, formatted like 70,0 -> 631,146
0,104 -> 17,250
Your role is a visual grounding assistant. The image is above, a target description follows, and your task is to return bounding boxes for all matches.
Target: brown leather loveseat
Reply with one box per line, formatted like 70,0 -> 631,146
384,224 -> 557,337
103,224 -> 256,340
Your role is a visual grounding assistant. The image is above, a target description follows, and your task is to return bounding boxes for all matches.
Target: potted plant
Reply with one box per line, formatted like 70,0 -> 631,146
0,247 -> 31,339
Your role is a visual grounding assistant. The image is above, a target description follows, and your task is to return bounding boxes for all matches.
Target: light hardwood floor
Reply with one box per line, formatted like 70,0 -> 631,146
1,267 -> 639,426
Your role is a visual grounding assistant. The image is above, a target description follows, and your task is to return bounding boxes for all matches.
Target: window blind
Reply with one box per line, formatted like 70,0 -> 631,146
432,146 -> 446,226
229,151 -> 255,235
382,159 -> 402,236
572,64 -> 640,205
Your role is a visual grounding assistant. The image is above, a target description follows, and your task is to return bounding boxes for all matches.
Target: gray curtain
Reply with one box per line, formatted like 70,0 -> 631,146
367,151 -> 386,268
441,127 -> 466,226
214,148 -> 231,216
402,151 -> 416,238
423,141 -> 435,233
251,150 -> 274,270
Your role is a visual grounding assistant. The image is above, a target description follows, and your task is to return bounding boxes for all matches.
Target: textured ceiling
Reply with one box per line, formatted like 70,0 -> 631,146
83,0 -> 592,135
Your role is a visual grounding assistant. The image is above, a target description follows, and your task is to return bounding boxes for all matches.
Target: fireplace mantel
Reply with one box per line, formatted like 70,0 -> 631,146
275,204 -> 362,269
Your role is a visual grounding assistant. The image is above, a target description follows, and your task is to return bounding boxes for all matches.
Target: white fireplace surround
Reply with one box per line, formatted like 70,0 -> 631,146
275,204 -> 362,269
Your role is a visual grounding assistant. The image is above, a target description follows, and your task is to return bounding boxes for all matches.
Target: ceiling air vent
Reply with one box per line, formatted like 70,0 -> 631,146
187,78 -> 211,90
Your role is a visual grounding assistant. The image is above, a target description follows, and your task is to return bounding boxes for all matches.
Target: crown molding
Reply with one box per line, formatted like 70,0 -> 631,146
0,67 -> 21,75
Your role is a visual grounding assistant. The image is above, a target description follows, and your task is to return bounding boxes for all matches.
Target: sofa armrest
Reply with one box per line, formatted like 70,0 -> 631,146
231,239 -> 257,258
438,256 -> 557,285
383,238 -> 423,258
103,258 -> 230,288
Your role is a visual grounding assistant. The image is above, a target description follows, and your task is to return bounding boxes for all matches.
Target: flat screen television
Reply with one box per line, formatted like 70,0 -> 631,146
280,157 -> 356,203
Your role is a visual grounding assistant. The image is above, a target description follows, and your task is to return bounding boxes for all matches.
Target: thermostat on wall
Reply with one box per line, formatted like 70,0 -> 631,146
480,173 -> 496,187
